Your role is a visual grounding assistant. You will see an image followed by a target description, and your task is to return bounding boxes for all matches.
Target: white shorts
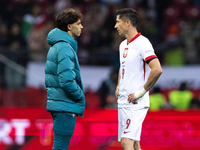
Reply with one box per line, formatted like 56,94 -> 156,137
118,107 -> 148,142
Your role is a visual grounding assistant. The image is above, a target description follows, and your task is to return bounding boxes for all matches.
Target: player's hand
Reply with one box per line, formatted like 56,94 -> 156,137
115,86 -> 119,98
128,93 -> 138,104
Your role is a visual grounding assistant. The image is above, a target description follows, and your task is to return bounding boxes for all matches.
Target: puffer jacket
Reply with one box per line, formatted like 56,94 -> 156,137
45,28 -> 85,116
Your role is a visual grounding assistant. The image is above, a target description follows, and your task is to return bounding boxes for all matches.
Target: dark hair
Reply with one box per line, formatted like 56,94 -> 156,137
116,8 -> 138,27
179,82 -> 187,91
153,86 -> 161,93
55,8 -> 83,32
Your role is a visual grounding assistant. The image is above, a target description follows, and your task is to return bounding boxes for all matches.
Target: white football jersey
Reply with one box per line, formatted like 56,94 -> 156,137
118,33 -> 157,108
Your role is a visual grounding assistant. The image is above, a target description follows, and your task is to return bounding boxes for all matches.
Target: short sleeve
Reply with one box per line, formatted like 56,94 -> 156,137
140,38 -> 157,64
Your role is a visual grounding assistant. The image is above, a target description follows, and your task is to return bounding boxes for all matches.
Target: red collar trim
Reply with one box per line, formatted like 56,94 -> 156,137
127,33 -> 141,45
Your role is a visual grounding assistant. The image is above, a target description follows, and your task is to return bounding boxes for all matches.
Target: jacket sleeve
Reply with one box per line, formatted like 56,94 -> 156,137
57,47 -> 84,101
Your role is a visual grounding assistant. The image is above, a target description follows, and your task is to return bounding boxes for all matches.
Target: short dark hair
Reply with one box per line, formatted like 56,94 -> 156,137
55,8 -> 83,32
116,8 -> 138,27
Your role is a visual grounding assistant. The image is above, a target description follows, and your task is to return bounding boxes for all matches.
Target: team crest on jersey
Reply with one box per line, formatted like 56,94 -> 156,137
123,48 -> 128,58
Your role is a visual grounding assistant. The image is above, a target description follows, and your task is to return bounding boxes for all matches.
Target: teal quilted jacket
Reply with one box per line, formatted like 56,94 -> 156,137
45,28 -> 85,116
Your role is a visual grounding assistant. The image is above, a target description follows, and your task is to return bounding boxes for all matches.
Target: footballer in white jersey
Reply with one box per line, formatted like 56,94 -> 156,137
114,8 -> 162,150
118,33 -> 157,108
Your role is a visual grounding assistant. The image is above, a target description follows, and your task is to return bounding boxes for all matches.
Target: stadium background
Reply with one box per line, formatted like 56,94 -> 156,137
0,0 -> 200,149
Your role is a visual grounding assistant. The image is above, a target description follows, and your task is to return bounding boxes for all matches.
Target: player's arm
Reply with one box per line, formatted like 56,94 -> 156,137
144,58 -> 162,91
115,69 -> 121,98
128,58 -> 162,103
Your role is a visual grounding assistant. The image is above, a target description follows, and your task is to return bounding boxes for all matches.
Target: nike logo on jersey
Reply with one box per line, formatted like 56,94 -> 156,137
124,131 -> 131,134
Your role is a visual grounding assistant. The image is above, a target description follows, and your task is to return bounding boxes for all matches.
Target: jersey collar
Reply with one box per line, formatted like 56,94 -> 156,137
127,33 -> 141,45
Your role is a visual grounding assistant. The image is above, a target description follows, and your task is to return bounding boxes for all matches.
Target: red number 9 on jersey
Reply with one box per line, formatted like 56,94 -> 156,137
122,68 -> 125,79
126,119 -> 131,129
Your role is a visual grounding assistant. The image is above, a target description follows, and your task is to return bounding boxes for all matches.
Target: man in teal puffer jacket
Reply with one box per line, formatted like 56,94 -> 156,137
45,9 -> 85,150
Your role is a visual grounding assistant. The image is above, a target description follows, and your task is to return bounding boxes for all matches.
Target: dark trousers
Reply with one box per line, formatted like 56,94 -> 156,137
50,111 -> 77,150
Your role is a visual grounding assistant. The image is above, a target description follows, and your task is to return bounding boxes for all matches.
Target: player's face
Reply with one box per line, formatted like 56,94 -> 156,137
69,19 -> 83,38
114,15 -> 127,36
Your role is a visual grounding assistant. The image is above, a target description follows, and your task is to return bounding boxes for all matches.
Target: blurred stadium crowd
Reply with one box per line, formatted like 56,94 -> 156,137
0,0 -> 200,109
0,0 -> 200,65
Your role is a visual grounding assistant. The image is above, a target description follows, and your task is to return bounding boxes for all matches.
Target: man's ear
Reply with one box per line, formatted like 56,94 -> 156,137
126,19 -> 131,26
67,24 -> 71,31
